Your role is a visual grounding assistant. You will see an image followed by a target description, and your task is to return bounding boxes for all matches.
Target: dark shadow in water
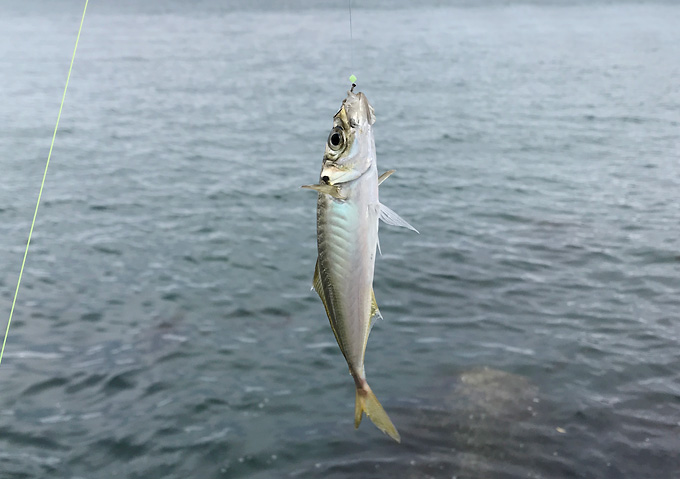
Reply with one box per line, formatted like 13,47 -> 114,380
285,366 -> 565,479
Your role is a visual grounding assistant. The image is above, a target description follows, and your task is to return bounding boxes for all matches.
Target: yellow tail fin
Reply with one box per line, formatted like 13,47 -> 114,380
354,383 -> 401,443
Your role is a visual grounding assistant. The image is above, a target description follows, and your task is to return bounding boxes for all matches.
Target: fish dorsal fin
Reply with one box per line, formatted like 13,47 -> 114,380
378,170 -> 395,185
363,288 -> 382,353
370,288 -> 382,324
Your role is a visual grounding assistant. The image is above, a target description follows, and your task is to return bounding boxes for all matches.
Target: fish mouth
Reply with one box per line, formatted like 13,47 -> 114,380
320,163 -> 358,185
321,156 -> 375,186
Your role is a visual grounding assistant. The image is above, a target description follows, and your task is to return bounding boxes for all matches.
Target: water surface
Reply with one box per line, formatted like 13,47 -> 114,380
1,1 -> 679,478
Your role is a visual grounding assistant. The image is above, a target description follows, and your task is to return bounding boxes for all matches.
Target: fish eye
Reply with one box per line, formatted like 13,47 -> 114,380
327,127 -> 344,151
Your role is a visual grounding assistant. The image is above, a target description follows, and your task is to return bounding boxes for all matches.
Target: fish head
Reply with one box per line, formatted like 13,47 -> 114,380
320,90 -> 376,185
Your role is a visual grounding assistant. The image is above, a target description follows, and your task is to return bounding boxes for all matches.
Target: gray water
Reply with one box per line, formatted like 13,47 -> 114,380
1,1 -> 679,478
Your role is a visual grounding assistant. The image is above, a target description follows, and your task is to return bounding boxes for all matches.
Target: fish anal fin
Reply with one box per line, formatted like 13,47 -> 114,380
313,260 -> 330,317
312,259 -> 321,292
313,260 -> 344,351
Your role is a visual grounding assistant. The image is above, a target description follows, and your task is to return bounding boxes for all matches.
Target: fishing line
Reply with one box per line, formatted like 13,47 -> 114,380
348,0 -> 356,86
0,0 -> 89,367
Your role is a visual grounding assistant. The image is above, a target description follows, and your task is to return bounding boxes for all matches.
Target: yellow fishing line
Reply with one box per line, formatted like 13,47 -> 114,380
0,0 -> 89,367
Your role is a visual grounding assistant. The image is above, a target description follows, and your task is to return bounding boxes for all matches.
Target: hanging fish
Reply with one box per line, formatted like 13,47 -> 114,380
302,87 -> 417,442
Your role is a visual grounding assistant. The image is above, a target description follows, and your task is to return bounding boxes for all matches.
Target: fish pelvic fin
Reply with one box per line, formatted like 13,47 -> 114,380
301,183 -> 345,200
354,380 -> 400,443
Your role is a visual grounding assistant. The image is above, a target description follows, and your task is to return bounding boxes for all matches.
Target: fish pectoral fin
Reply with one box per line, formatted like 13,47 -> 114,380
378,169 -> 396,185
355,382 -> 400,443
301,183 -> 345,200
379,203 -> 419,234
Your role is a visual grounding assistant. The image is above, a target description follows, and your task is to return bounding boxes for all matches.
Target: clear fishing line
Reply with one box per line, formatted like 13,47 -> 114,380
0,0 -> 90,367
348,0 -> 356,85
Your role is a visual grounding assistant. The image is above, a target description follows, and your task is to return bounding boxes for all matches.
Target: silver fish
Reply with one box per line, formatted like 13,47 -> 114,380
302,88 -> 417,442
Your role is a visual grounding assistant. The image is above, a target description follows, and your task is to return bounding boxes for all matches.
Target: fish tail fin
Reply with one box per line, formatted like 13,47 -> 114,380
354,381 -> 401,443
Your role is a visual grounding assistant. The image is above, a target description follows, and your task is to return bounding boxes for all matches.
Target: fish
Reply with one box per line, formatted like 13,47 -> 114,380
302,87 -> 418,442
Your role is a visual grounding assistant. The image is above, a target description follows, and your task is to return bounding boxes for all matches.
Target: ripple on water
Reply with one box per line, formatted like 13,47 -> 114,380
21,377 -> 69,397
102,370 -> 141,394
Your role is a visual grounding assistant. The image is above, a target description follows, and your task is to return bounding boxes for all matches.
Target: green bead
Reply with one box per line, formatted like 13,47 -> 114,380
349,74 -> 357,83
